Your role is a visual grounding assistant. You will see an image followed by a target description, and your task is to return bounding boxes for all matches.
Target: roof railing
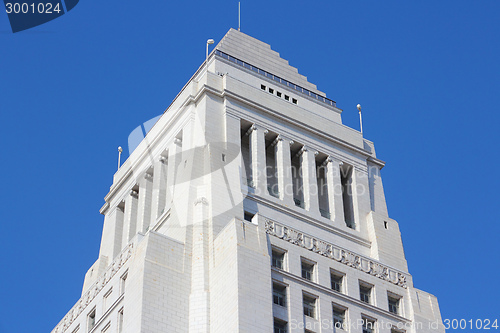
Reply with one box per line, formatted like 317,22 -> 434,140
215,49 -> 336,107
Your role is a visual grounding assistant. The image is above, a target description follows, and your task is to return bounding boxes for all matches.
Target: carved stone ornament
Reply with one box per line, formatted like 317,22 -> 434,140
52,244 -> 134,333
265,219 -> 408,288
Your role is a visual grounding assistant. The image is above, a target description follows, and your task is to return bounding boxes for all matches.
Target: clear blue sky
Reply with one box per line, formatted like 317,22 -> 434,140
1,1 -> 499,332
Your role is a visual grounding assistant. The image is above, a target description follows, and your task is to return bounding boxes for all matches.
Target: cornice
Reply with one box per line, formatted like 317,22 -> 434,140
266,219 -> 408,289
248,193 -> 371,248
223,100 -> 379,172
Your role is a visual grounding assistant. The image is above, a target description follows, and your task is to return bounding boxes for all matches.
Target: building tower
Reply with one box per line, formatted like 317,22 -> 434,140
51,29 -> 445,333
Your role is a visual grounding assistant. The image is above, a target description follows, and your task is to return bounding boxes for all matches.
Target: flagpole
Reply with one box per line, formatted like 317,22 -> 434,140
357,104 -> 363,135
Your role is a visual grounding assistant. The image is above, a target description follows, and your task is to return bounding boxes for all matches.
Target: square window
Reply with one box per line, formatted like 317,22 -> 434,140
362,318 -> 376,333
292,98 -> 297,104
261,84 -> 266,90
301,258 -> 315,281
271,248 -> 286,270
331,271 -> 344,293
359,283 -> 372,304
269,88 -> 274,94
277,91 -> 282,97
303,294 -> 317,318
332,304 -> 346,329
285,95 -> 290,101
388,294 -> 402,315
274,319 -> 287,333
273,283 -> 287,307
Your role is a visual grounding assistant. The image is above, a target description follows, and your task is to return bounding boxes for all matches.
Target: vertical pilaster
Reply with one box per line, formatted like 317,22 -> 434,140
300,146 -> 319,214
189,188 -> 210,333
274,135 -> 294,205
368,162 -> 389,216
137,172 -> 153,234
351,167 -> 371,231
151,156 -> 168,221
248,124 -> 268,196
98,205 -> 124,260
325,157 -> 344,224
122,189 -> 139,246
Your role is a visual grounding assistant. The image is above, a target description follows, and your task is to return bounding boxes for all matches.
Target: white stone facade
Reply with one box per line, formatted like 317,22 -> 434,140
51,29 -> 445,333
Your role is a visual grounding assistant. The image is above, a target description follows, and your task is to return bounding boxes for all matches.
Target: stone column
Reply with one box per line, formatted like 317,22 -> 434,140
122,188 -> 139,246
165,138 -> 182,212
137,172 -> 153,234
324,157 -> 344,223
247,124 -> 268,196
274,135 -> 294,206
300,146 -> 319,214
151,155 -> 168,221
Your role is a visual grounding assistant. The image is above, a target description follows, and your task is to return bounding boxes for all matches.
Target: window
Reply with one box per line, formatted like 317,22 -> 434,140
285,95 -> 290,101
273,283 -> 286,307
120,272 -> 128,295
118,308 -> 124,333
331,271 -> 344,293
303,294 -> 317,318
244,211 -> 254,222
388,294 -> 401,315
261,84 -> 266,90
102,288 -> 112,311
277,91 -> 282,97
269,88 -> 274,94
271,248 -> 286,270
332,304 -> 346,329
362,318 -> 376,333
359,283 -> 372,304
87,308 -> 96,332
292,98 -> 297,104
274,319 -> 287,333
301,258 -> 315,281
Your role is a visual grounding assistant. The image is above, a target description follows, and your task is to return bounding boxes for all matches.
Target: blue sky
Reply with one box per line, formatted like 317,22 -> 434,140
1,1 -> 499,332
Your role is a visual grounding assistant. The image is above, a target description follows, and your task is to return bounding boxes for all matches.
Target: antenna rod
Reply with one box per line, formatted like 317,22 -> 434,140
117,146 -> 123,170
238,2 -> 241,31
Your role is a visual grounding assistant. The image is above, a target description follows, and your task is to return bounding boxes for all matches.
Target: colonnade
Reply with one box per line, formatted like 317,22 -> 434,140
243,124 -> 356,229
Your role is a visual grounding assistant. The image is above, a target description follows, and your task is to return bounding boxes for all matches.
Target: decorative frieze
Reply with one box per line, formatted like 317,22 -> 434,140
265,219 -> 408,288
52,244 -> 134,333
